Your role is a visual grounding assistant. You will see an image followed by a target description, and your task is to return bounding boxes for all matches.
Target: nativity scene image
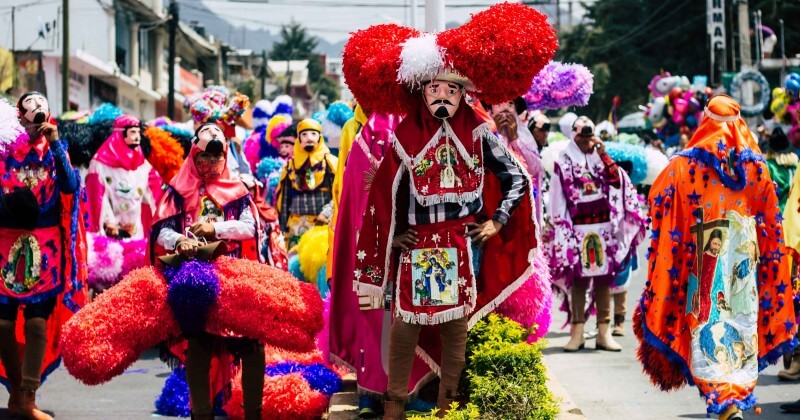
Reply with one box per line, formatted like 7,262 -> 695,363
411,247 -> 459,306
685,209 -> 759,387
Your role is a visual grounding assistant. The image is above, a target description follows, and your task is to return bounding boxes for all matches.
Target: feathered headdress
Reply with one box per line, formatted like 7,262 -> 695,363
524,61 -> 593,110
342,2 -> 557,115
0,99 -> 25,159
188,86 -> 250,125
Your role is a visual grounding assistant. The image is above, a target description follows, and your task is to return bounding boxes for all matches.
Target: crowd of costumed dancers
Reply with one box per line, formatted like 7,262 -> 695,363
0,3 -> 798,420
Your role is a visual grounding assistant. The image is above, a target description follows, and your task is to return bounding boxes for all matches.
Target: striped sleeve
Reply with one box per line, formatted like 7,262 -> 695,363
482,133 -> 528,225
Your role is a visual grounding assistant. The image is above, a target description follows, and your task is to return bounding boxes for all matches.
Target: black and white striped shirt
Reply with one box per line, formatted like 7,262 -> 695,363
405,133 -> 528,226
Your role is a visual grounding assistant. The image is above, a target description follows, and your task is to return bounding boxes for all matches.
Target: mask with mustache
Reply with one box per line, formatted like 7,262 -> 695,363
430,99 -> 454,119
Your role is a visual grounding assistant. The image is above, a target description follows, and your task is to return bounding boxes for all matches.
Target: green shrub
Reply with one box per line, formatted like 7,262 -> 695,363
407,402 -> 481,420
454,314 -> 558,420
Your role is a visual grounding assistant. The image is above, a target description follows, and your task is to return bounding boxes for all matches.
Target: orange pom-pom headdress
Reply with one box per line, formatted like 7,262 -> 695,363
342,2 -> 557,115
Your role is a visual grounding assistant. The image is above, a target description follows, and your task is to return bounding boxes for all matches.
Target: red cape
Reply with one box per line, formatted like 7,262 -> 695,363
353,104 -> 539,371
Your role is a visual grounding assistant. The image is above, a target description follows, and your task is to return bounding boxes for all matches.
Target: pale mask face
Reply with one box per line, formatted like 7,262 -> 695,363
21,94 -> 50,124
489,101 -> 516,117
195,124 -> 226,154
124,126 -> 141,148
299,130 -> 320,152
423,81 -> 463,120
279,140 -> 294,158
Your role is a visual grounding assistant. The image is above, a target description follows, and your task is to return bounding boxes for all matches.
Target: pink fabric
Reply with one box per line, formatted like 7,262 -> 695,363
94,115 -> 145,171
158,136 -> 248,221
243,131 -> 261,172
84,173 -> 105,233
329,113 -> 433,395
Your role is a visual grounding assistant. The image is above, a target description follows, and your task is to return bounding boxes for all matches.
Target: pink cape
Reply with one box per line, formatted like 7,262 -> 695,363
329,113 -> 434,396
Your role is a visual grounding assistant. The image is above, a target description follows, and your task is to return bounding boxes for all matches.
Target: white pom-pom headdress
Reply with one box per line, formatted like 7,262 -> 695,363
0,99 -> 25,159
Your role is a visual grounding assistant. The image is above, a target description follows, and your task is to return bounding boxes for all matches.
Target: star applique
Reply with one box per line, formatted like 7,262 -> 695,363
687,190 -> 701,205
664,185 -> 676,197
667,267 -> 680,279
431,233 -> 441,243
776,213 -> 785,223
354,269 -> 362,278
785,320 -> 795,333
357,250 -> 367,261
650,229 -> 660,240
755,211 -> 766,224
370,206 -> 376,216
760,297 -> 774,312
776,282 -> 788,295
668,228 -> 683,240
765,330 -> 776,345
716,139 -> 726,153
684,240 -> 696,251
665,312 -> 677,327
772,248 -> 786,261
653,193 -> 664,207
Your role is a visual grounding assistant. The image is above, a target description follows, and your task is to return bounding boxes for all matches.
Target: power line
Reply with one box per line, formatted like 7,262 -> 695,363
202,0 -> 505,7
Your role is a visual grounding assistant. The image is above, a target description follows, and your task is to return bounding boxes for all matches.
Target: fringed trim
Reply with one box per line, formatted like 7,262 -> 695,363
63,178 -> 84,313
355,283 -> 384,300
415,346 -> 442,376
0,282 -> 65,306
468,247 -> 540,330
635,296 -> 694,387
392,129 -> 485,208
706,393 -> 757,415
676,147 -> 764,191
395,303 -> 472,326
758,337 -> 798,371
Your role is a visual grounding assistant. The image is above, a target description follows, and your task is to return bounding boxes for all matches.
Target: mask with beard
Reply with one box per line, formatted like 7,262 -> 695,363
18,92 -> 50,125
195,155 -> 226,181
423,81 -> 463,120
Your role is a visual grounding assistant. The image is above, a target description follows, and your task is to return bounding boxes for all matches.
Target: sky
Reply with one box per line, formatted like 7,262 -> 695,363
198,0 -> 580,43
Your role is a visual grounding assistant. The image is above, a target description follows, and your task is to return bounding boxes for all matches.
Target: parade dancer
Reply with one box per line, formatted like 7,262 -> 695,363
0,93 -> 86,420
151,122 -> 263,419
346,4 -> 556,417
635,95 -> 796,420
84,115 -> 162,291
485,97 -> 545,225
549,116 -> 645,352
276,119 -> 338,248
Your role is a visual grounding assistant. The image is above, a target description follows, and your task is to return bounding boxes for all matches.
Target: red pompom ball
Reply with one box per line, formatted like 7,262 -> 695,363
223,372 -> 329,420
60,267 -> 180,385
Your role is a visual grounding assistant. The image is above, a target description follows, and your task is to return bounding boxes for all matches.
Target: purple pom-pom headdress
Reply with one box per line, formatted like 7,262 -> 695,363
524,61 -> 593,110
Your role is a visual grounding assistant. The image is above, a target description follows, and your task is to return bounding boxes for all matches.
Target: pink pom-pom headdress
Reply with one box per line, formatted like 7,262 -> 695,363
342,2 -> 558,115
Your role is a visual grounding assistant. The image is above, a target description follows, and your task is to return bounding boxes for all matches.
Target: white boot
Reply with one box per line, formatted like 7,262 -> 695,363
563,322 -> 586,352
596,323 -> 622,352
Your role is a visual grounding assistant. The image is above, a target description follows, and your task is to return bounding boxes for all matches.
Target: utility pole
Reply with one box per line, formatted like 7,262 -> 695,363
260,49 -> 267,99
737,0 -> 751,71
62,0 -> 69,113
410,0 -> 418,29
11,6 -> 16,89
425,0 -> 445,32
167,0 -> 178,120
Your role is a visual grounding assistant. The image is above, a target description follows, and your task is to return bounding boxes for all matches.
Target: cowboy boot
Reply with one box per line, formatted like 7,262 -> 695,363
612,314 -> 626,337
719,404 -> 743,420
563,322 -> 586,352
241,342 -> 265,420
0,320 -> 22,416
383,399 -> 405,420
596,323 -> 622,352
20,318 -> 52,420
778,352 -> 800,381
185,336 -> 214,419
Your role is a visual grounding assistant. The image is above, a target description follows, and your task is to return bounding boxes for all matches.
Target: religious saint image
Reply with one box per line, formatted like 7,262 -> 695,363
197,196 -> 223,223
582,232 -> 605,272
411,248 -> 459,307
686,210 -> 759,386
578,174 -> 599,196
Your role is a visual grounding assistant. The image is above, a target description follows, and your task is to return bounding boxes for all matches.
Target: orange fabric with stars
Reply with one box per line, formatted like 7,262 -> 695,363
634,96 -> 796,415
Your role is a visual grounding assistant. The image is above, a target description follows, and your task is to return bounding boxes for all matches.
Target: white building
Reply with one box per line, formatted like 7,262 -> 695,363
0,0 -> 218,120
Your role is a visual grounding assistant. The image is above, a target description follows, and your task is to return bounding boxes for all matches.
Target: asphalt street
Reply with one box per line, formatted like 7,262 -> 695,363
544,241 -> 800,420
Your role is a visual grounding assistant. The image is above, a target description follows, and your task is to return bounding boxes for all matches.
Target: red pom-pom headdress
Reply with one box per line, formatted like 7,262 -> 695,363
342,2 -> 558,115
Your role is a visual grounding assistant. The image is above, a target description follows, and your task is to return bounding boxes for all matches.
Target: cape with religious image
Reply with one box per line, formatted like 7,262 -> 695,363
634,95 -> 796,416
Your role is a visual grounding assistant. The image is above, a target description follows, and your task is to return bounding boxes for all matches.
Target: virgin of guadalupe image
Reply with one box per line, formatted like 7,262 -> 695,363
730,240 -> 758,317
582,233 -> 604,270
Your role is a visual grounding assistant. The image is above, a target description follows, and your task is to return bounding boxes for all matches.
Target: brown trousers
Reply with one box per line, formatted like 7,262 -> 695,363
386,317 -> 468,401
571,286 -> 611,324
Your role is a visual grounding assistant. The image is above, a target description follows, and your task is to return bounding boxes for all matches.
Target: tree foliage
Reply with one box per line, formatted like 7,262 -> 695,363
269,21 -> 318,61
556,0 -> 800,121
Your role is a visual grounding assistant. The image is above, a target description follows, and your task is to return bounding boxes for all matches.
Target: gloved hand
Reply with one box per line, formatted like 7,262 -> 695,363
1,188 -> 40,230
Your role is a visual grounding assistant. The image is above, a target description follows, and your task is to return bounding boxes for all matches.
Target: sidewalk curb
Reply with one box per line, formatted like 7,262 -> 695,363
545,360 -> 587,419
